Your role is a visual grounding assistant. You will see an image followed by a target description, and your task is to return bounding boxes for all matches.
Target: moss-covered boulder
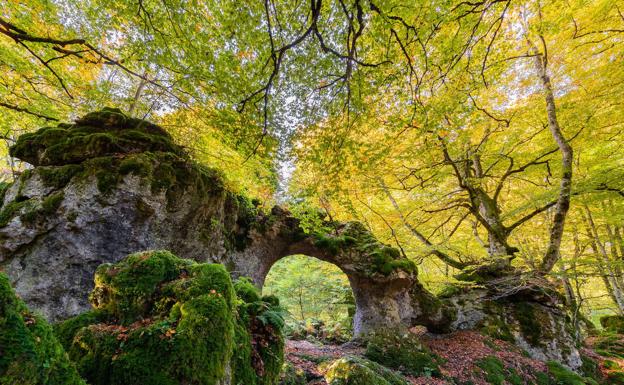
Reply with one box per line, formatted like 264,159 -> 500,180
442,275 -> 583,369
9,107 -> 186,166
324,356 -> 412,385
600,315 -> 624,334
232,278 -> 285,385
363,328 -> 441,378
0,273 -> 85,385
54,250 -> 284,385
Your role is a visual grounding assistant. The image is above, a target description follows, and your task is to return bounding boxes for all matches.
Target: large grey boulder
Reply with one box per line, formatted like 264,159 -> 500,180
440,275 -> 582,369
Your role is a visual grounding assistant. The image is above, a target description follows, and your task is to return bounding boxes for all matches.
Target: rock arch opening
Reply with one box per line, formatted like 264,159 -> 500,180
262,255 -> 355,342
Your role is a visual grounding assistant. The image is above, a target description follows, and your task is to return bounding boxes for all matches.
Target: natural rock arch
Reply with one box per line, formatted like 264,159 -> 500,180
0,108 -> 445,336
0,109 -> 581,367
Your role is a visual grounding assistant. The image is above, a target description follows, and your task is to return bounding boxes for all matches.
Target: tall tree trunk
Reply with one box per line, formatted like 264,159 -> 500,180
127,73 -> 148,116
533,44 -> 574,274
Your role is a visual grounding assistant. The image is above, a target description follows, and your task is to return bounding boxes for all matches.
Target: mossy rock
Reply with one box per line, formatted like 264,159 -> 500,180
278,363 -> 307,385
60,251 -> 235,385
314,222 -> 417,276
324,356 -> 412,385
474,356 -> 524,385
10,107 -> 185,166
363,328 -> 441,377
0,273 -> 86,385
56,251 -> 285,385
233,277 -> 285,385
600,315 -> 624,334
545,361 -> 600,385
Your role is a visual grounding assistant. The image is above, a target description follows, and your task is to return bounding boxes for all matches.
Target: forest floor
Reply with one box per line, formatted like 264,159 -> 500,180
284,327 -> 621,384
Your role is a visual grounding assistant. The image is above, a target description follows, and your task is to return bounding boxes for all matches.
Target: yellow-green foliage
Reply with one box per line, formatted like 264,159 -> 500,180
364,328 -> 441,378
0,273 -> 85,385
324,356 -> 412,385
55,251 -> 285,385
600,315 -> 624,334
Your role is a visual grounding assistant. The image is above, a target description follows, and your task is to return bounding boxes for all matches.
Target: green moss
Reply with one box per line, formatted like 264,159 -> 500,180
0,273 -> 86,385
9,108 -> 185,167
231,277 -> 285,385
38,164 -> 84,189
437,284 -> 463,298
60,251 -> 284,385
234,277 -> 262,304
600,315 -> 624,333
580,354 -> 601,381
475,356 -> 506,385
474,356 -> 529,385
41,191 -> 64,214
314,233 -> 358,255
546,361 -> 599,385
0,180 -> 12,207
513,302 -> 547,347
594,331 -> 624,359
232,317 -> 256,385
279,362 -> 307,385
314,222 -> 416,276
118,153 -> 152,176
89,250 -> 186,322
364,328 -> 441,377
0,199 -> 32,227
62,250 -> 241,385
607,371 -> 624,385
53,310 -> 105,351
324,356 -> 412,385
480,302 -> 514,343
534,372 -> 552,385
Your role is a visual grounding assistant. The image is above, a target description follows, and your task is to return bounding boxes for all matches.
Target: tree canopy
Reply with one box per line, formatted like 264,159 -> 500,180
1,0 -> 624,317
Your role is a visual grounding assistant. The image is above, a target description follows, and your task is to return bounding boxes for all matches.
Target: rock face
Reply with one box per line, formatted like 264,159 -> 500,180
0,108 -> 440,336
441,275 -> 582,369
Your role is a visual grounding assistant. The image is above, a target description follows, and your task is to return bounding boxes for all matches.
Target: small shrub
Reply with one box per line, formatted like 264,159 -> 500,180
600,315 -> 624,333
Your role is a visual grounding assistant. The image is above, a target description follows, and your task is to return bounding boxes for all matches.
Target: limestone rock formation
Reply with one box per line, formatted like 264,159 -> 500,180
441,274 -> 582,369
0,108 -> 583,368
0,108 -> 434,336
